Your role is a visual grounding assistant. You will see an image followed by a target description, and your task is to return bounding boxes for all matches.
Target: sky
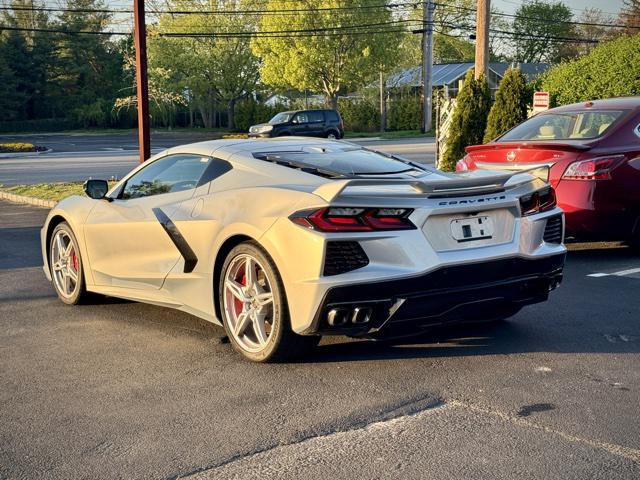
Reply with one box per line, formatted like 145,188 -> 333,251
494,0 -> 625,16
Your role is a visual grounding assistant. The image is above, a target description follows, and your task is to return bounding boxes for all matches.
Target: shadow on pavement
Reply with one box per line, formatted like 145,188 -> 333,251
0,226 -> 43,270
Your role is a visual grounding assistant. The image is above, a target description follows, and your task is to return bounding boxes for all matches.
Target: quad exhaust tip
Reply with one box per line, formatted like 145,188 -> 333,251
327,307 -> 372,326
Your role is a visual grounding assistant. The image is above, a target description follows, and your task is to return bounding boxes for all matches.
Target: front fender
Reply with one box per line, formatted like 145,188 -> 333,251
41,195 -> 98,285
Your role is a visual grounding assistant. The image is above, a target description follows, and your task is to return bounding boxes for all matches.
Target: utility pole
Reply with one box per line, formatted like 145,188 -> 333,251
133,0 -> 150,163
421,0 -> 435,133
379,70 -> 386,133
474,0 -> 490,79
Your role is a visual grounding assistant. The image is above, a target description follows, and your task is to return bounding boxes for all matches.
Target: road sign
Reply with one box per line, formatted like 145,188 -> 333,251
533,91 -> 550,112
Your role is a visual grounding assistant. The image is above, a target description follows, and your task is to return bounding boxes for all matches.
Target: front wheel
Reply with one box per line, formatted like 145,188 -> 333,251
219,242 -> 320,362
49,222 -> 90,305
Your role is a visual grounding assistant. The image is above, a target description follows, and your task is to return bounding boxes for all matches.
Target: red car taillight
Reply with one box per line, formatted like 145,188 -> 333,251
290,207 -> 415,232
562,155 -> 625,180
519,187 -> 557,216
455,156 -> 470,172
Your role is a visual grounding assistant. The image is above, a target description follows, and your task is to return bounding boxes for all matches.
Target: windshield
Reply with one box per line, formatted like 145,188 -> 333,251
269,112 -> 294,124
256,148 -> 423,176
498,110 -> 626,142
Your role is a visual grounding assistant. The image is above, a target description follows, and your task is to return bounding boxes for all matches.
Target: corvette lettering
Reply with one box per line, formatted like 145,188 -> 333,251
438,195 -> 506,206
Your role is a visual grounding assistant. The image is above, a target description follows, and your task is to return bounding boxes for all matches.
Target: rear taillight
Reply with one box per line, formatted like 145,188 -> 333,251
562,155 -> 625,180
290,207 -> 415,232
455,157 -> 469,172
519,187 -> 556,216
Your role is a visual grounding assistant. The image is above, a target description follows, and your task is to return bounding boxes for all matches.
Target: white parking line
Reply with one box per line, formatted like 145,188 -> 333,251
587,267 -> 640,278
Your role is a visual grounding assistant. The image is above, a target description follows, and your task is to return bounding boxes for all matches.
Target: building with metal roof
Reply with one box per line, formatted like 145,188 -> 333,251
386,62 -> 549,97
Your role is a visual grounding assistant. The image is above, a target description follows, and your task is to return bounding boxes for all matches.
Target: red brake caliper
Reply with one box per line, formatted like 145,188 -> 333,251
71,250 -> 78,272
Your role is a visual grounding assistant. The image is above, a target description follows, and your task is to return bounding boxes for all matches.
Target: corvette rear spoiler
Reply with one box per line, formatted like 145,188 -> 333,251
312,167 -> 545,203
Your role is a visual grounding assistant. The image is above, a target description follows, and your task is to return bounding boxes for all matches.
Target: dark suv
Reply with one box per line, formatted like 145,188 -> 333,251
248,109 -> 344,139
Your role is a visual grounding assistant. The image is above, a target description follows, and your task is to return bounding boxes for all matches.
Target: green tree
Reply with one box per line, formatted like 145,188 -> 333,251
0,30 -> 31,120
440,70 -> 490,172
0,51 -> 19,120
483,67 -> 528,142
512,1 -> 575,63
541,34 -> 640,105
149,0 -> 260,129
0,0 -> 56,121
251,0 -> 401,109
51,0 -> 124,125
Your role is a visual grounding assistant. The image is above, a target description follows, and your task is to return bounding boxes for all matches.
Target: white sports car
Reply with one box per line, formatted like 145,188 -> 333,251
41,138 -> 566,362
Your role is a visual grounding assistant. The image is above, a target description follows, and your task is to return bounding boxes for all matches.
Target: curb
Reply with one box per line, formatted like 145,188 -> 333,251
346,137 -> 382,142
0,191 -> 56,208
0,148 -> 53,159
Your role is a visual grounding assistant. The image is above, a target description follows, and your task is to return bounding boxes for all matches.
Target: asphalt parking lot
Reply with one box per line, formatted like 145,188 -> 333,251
1,200 -> 639,479
0,133 -> 435,185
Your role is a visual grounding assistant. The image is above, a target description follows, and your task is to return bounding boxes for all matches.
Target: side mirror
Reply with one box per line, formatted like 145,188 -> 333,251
84,179 -> 109,200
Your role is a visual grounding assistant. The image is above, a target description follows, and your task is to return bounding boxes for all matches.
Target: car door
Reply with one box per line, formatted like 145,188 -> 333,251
306,110 -> 326,136
291,112 -> 311,136
83,154 -> 214,290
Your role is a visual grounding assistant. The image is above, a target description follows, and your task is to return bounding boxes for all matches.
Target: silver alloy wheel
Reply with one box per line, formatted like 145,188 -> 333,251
223,254 -> 275,353
51,230 -> 80,299
327,132 -> 337,139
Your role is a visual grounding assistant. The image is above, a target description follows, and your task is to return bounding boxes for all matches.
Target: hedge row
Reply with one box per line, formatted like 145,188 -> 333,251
234,96 -> 424,133
541,34 -> 640,106
0,118 -> 81,133
338,96 -> 422,132
0,142 -> 37,153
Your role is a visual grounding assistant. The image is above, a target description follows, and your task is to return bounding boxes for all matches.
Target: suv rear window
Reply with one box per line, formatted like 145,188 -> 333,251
499,110 -> 626,141
326,110 -> 340,122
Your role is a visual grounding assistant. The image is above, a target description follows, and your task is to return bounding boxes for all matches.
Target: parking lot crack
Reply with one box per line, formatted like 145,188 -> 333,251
169,396 -> 447,479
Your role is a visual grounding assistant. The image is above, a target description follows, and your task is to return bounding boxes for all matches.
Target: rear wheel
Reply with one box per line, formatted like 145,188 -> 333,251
219,242 -> 320,362
325,129 -> 340,139
49,222 -> 90,305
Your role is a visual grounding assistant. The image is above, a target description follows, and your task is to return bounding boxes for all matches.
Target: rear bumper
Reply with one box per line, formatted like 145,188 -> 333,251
556,180 -> 638,240
311,254 -> 565,337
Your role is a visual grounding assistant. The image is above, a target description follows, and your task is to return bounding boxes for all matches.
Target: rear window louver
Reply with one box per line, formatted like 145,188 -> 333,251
253,152 -> 341,179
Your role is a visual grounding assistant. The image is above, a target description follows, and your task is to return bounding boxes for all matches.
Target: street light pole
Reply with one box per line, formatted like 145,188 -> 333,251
133,0 -> 150,163
421,0 -> 435,133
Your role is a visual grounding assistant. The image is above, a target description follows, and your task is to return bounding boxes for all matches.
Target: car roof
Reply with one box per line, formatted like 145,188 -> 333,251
546,96 -> 640,113
164,137 -> 351,161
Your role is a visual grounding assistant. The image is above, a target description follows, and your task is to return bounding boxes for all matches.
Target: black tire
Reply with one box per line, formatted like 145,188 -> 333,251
49,222 -> 91,305
627,232 -> 640,251
218,241 -> 320,362
325,129 -> 340,139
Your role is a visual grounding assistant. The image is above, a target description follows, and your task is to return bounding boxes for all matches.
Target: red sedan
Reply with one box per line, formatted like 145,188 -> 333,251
457,97 -> 640,243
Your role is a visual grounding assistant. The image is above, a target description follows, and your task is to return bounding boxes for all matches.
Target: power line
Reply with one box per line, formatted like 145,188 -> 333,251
0,24 -> 413,38
496,0 -> 621,17
0,2 -> 420,16
2,20 -> 600,44
432,1 -> 638,30
488,9 -> 639,30
145,19 -> 422,33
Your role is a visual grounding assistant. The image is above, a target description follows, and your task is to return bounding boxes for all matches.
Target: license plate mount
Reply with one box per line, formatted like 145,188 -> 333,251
450,216 -> 493,242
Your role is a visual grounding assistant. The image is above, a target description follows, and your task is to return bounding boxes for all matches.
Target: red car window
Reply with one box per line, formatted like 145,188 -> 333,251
499,110 -> 627,142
